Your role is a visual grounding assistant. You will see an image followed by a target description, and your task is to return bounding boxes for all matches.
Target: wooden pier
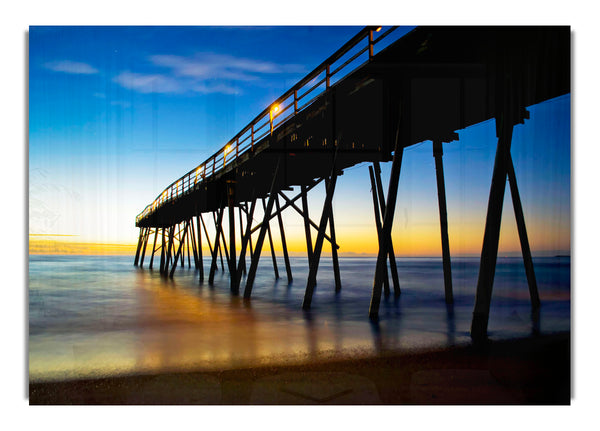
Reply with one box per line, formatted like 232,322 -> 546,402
134,26 -> 570,340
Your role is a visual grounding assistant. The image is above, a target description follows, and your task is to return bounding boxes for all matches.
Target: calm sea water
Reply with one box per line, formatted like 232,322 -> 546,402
28,255 -> 570,382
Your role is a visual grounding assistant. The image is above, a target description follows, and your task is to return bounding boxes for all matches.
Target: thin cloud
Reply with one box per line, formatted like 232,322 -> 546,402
150,53 -> 306,79
193,82 -> 239,95
113,52 -> 306,95
45,60 -> 99,74
113,71 -> 183,94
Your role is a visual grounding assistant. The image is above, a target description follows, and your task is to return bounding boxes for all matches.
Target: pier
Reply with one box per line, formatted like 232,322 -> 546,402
134,26 -> 570,340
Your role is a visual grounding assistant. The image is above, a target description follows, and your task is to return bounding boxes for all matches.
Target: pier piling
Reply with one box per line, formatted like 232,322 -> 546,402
433,141 -> 454,305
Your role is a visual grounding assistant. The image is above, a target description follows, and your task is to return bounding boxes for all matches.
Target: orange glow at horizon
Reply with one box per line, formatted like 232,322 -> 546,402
29,206 -> 570,258
29,238 -> 138,255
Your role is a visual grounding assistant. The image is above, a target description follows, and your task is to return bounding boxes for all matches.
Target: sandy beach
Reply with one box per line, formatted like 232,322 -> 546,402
29,332 -> 570,405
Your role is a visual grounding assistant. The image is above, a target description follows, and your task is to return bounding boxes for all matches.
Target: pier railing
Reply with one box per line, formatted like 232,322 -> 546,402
136,25 -> 405,224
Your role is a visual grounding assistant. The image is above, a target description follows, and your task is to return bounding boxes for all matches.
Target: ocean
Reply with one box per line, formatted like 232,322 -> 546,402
28,255 -> 570,382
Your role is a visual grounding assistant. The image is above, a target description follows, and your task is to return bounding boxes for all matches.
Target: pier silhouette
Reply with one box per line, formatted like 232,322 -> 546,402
134,26 -> 570,340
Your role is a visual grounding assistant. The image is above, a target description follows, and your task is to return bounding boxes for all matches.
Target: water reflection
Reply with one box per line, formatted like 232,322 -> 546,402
446,303 -> 456,345
369,320 -> 383,353
28,255 -> 570,382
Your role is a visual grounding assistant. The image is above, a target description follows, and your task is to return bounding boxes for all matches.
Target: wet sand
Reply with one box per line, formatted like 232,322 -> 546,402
29,332 -> 570,405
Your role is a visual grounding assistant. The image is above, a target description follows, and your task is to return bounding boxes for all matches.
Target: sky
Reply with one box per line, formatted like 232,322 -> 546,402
28,25 -> 571,256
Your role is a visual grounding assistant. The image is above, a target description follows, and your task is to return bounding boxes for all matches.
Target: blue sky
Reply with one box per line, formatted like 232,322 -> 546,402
29,26 -> 366,243
28,25 -> 570,256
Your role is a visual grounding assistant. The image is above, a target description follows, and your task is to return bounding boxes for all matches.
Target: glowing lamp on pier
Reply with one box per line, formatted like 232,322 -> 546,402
224,144 -> 234,164
270,104 -> 279,135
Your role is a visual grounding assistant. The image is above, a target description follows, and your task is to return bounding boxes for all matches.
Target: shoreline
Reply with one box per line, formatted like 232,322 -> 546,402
29,332 -> 570,405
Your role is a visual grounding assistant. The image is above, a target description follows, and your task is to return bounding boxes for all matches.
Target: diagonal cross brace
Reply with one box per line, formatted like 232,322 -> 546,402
369,143 -> 405,319
277,190 -> 340,250
244,159 -> 281,298
169,220 -> 190,278
373,161 -> 401,296
249,178 -> 323,235
368,165 -> 391,297
234,197 -> 257,294
302,171 -> 339,310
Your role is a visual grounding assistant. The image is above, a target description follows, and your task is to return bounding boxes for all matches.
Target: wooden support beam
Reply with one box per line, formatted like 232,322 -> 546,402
177,226 -> 182,256
245,194 -> 277,297
168,228 -> 174,267
325,178 -> 342,292
301,184 -> 314,265
164,226 -> 175,277
134,228 -> 144,266
234,198 -> 257,294
164,230 -> 170,274
238,206 -> 247,275
139,227 -> 150,268
171,225 -> 179,270
149,228 -> 159,269
197,216 -> 204,283
186,222 -> 192,268
180,224 -> 185,268
329,203 -> 342,293
471,120 -> 514,341
275,194 -> 293,283
177,226 -> 182,267
507,154 -> 540,310
214,211 -> 230,267
137,228 -> 146,267
369,141 -> 404,320
159,227 -> 166,275
240,203 -> 255,257
209,208 -> 225,285
278,189 -> 339,249
199,214 -> 213,263
329,87 -> 340,292
244,160 -> 280,298
213,212 -> 226,271
373,161 -> 400,296
433,142 -> 454,305
170,221 -> 190,278
249,178 -> 323,235
174,225 -> 180,267
262,198 -> 280,280
302,171 -> 338,310
228,183 -> 237,293
190,217 -> 199,269
368,165 -> 391,297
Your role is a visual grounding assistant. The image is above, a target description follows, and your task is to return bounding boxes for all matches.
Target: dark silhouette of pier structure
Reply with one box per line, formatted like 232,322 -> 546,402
134,26 -> 570,340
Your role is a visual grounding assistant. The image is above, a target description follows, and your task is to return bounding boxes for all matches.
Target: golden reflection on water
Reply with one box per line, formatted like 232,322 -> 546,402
29,256 -> 569,382
129,273 -> 359,375
30,270 -> 383,382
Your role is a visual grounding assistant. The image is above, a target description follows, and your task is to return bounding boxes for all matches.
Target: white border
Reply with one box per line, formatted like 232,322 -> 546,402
4,0 -> 598,429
